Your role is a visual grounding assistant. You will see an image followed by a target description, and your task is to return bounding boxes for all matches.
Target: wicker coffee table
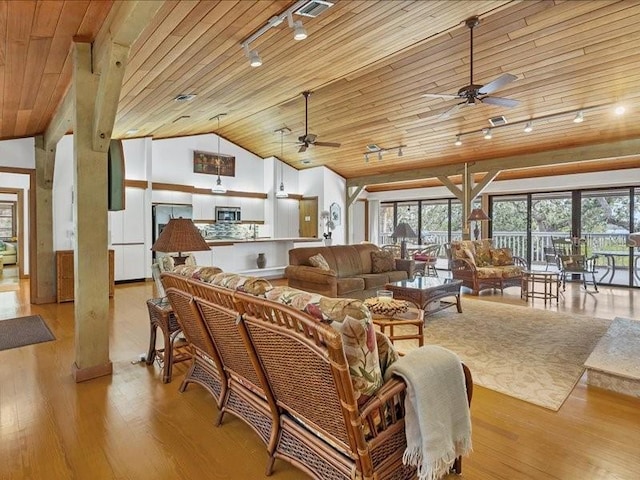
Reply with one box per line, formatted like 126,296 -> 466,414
385,277 -> 463,317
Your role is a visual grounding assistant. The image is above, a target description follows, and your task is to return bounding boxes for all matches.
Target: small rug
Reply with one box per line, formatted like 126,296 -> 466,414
399,299 -> 612,411
0,315 -> 56,351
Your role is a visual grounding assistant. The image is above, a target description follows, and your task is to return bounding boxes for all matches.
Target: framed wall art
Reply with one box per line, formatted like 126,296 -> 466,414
193,150 -> 236,177
330,202 -> 341,226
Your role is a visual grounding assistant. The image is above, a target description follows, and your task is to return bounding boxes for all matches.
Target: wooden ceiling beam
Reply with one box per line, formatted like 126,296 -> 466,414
43,88 -> 73,150
347,138 -> 640,188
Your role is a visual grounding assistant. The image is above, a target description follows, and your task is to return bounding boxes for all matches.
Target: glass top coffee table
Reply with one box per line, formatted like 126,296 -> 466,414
385,277 -> 463,317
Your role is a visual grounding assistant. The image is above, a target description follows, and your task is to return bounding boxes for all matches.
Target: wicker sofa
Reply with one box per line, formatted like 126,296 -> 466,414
159,265 -> 473,480
448,239 -> 526,295
285,243 -> 413,299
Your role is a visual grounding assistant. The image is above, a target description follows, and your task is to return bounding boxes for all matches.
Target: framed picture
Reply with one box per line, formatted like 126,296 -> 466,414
330,202 -> 341,226
193,150 -> 236,177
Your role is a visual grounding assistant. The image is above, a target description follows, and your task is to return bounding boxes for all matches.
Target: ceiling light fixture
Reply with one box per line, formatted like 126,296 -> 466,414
287,12 -> 308,40
615,105 -> 626,116
240,0 -> 330,67
483,128 -> 492,139
275,128 -> 289,198
523,121 -> 533,133
361,144 -> 406,162
454,135 -> 462,146
573,111 -> 584,123
211,114 -> 227,194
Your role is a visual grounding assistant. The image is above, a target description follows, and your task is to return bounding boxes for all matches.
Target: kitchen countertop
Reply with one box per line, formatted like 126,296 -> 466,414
205,237 -> 323,246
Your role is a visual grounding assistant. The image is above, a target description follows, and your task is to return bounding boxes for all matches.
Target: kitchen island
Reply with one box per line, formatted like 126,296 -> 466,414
193,237 -> 325,278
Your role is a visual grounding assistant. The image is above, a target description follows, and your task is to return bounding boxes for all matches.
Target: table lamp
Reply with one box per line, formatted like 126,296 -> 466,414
393,222 -> 417,259
151,217 -> 210,265
467,208 -> 490,240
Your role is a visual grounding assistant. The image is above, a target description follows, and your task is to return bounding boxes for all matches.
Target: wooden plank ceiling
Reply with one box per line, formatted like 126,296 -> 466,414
2,0 -> 640,191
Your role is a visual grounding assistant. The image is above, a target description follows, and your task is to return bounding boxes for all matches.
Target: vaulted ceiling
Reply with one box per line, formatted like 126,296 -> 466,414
2,0 -> 640,191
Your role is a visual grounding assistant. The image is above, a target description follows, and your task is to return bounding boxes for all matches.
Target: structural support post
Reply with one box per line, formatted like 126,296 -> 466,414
32,136 -> 57,304
71,42 -> 112,382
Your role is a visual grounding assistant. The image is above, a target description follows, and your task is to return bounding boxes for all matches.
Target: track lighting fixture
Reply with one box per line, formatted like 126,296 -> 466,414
240,1 -> 332,67
361,144 -> 406,162
453,104 -> 617,146
287,13 -> 308,40
242,44 -> 262,67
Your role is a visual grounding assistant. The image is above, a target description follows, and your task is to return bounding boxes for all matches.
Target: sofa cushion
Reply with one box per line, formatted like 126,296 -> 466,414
500,265 -> 524,278
356,273 -> 389,290
492,247 -> 514,266
265,286 -> 384,400
337,277 -> 365,296
371,250 -> 395,273
309,253 -> 330,270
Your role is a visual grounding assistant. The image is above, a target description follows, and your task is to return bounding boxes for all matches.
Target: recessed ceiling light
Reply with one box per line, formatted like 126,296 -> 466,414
174,94 -> 197,102
614,105 -> 626,116
301,159 -> 312,165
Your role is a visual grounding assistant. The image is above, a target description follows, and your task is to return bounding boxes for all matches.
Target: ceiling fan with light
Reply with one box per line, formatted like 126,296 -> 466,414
422,16 -> 520,119
297,91 -> 341,153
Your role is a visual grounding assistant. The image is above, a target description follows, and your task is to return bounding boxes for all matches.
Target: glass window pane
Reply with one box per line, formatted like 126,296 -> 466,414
379,203 -> 395,245
396,201 -> 419,245
531,192 -> 572,268
491,196 -> 528,260
420,200 -> 449,246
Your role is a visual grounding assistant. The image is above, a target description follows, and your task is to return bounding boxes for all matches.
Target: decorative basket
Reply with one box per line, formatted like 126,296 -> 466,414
363,297 -> 408,317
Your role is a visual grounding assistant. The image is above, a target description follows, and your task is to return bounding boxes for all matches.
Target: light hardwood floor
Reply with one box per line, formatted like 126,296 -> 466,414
1,266 -> 639,480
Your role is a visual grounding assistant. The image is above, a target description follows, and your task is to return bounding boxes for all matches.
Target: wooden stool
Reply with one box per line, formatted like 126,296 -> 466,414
146,297 -> 190,383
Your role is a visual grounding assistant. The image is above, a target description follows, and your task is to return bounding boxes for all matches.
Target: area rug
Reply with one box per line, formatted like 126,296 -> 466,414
0,315 -> 56,351
399,299 -> 612,411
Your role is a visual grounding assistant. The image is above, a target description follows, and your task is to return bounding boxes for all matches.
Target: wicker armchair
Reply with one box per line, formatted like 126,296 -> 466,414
235,291 -> 473,480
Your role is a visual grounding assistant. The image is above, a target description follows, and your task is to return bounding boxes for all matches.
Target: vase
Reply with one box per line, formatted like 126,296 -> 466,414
324,238 -> 333,246
256,253 -> 266,269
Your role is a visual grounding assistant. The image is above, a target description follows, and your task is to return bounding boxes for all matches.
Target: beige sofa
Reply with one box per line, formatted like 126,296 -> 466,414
285,243 -> 413,299
0,241 -> 17,265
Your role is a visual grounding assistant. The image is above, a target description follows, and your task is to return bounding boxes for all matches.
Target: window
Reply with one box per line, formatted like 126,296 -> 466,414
0,202 -> 16,240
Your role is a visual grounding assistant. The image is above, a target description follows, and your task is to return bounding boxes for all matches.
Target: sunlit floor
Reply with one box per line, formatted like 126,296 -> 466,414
0,274 -> 639,479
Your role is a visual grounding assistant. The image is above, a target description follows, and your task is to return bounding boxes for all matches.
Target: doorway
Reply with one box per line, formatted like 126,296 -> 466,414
299,197 -> 318,238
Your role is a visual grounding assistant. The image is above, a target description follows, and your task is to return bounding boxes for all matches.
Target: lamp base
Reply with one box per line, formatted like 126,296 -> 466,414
473,224 -> 480,241
173,255 -> 188,266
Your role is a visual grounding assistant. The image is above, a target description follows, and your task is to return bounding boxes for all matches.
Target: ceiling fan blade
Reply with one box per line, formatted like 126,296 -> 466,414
298,143 -> 308,153
422,93 -> 459,100
313,141 -> 341,148
438,102 -> 465,120
478,73 -> 518,95
481,96 -> 520,108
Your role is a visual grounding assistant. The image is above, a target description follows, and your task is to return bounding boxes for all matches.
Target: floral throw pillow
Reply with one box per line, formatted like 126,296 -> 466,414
371,250 -> 395,273
491,247 -> 514,266
309,253 -> 330,270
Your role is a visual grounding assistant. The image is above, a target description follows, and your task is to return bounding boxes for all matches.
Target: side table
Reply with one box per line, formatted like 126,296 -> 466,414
521,270 -> 560,305
371,308 -> 425,347
146,297 -> 191,383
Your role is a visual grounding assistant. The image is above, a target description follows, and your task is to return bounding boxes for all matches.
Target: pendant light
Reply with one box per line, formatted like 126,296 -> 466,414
211,114 -> 227,194
275,128 -> 288,198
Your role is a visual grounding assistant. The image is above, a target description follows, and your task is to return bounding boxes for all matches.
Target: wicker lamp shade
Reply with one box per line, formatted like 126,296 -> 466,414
393,222 -> 417,259
151,217 -> 210,265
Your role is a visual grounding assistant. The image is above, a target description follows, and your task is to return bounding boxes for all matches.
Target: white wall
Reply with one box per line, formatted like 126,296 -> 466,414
0,138 -> 35,168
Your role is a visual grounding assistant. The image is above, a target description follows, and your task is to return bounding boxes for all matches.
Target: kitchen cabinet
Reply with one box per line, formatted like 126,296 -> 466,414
56,250 -> 114,303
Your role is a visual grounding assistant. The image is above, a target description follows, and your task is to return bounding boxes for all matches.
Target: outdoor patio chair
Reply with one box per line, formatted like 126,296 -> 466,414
413,244 -> 440,277
552,237 -> 599,291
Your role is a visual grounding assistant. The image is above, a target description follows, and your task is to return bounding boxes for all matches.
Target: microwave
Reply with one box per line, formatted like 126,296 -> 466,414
215,206 -> 241,223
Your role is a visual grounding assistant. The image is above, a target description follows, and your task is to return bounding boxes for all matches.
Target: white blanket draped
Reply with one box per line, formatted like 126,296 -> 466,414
385,345 -> 472,480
